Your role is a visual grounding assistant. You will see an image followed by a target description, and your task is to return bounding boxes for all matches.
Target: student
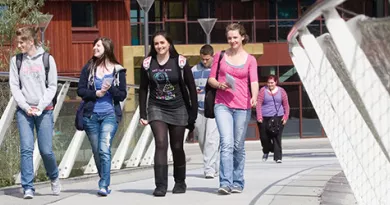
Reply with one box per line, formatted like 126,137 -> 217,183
9,27 -> 61,199
77,37 -> 127,196
256,75 -> 290,163
192,44 -> 220,179
208,23 -> 259,195
139,31 -> 198,197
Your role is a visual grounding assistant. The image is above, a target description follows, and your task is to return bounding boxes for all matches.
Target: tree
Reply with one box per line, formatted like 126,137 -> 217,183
0,0 -> 46,71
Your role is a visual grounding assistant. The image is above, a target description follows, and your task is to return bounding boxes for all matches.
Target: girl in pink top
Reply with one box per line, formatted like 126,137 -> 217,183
207,23 -> 259,195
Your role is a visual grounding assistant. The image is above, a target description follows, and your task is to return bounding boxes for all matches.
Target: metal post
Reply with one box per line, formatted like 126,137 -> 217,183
206,34 -> 211,45
144,11 -> 149,56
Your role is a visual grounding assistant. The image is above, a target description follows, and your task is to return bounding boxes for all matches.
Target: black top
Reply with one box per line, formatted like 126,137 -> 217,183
139,56 -> 198,124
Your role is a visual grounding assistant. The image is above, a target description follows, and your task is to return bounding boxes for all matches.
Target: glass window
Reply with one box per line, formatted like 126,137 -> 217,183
281,85 -> 300,138
214,0 -> 231,20
302,86 -> 323,137
278,21 -> 295,42
140,23 -> 163,45
149,0 -> 162,21
238,22 -> 253,43
165,22 -> 186,44
277,0 -> 298,19
232,0 -> 253,20
268,0 -> 276,19
299,0 -> 316,16
255,0 -> 271,19
258,66 -> 276,83
131,23 -> 140,45
188,23 -> 206,44
256,21 -> 276,42
167,1 -> 184,19
189,0 -> 216,20
71,3 -> 95,27
210,22 -> 230,44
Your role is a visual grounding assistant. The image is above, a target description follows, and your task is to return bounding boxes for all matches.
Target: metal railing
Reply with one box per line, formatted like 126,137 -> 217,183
287,1 -> 390,205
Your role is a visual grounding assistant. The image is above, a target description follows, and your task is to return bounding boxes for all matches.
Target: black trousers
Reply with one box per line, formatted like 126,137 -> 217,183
257,116 -> 284,161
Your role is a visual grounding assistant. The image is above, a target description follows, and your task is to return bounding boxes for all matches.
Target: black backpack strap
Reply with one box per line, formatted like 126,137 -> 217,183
215,50 -> 225,81
16,53 -> 23,89
42,52 -> 50,88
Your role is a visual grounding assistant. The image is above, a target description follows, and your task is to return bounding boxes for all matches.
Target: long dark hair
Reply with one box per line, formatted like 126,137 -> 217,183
148,31 -> 179,58
88,37 -> 120,70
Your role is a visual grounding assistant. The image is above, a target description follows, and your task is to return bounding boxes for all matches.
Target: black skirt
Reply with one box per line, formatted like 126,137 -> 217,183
147,105 -> 188,126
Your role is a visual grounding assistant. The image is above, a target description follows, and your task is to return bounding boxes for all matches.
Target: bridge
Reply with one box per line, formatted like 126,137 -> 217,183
0,0 -> 389,204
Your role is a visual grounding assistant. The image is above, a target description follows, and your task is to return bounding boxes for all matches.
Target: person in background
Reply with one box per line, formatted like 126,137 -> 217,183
138,31 -> 198,197
9,27 -> 61,199
77,37 -> 127,196
192,44 -> 220,179
207,23 -> 259,195
256,75 -> 290,163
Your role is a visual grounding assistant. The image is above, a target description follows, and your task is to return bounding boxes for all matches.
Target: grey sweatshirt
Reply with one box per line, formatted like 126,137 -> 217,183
9,47 -> 58,112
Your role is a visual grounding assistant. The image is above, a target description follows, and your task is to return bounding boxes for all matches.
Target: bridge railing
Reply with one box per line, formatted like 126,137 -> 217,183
0,72 -> 182,187
288,0 -> 390,204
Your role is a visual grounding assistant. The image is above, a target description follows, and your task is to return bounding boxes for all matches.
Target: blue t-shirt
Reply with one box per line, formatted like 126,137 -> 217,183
93,74 -> 115,114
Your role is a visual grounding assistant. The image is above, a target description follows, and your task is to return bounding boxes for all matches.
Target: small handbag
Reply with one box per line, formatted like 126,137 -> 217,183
75,100 -> 85,131
204,50 -> 225,119
267,88 -> 282,135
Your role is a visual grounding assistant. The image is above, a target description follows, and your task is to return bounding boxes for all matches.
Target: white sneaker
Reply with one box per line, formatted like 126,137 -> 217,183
205,173 -> 215,179
97,188 -> 108,196
51,178 -> 61,195
23,189 -> 34,199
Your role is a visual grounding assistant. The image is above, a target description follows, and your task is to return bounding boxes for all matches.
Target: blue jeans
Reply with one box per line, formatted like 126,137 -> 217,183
83,113 -> 118,189
17,109 -> 59,192
214,104 -> 251,190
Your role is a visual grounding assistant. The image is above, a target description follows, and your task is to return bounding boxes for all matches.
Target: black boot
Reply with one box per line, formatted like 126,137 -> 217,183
172,164 -> 187,194
153,165 -> 168,197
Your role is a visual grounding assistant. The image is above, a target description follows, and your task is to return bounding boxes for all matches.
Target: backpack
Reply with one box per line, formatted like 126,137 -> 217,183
142,55 -> 186,78
16,52 -> 58,107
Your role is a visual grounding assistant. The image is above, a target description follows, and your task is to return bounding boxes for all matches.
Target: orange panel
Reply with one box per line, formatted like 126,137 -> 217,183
43,1 -> 131,76
257,43 -> 293,66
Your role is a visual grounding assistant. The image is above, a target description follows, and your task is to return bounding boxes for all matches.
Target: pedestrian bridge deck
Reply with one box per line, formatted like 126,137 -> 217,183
0,139 -> 354,205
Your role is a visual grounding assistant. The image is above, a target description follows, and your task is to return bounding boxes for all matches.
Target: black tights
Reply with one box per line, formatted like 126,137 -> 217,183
150,121 -> 186,166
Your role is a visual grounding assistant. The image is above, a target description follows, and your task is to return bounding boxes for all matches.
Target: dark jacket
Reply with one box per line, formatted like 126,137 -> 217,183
77,63 -> 127,122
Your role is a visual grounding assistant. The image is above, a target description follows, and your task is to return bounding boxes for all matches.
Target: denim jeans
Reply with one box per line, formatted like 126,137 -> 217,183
16,109 -> 59,192
83,113 -> 118,189
214,104 -> 251,190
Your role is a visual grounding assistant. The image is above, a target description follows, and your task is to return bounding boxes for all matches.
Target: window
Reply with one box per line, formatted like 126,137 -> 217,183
71,3 -> 96,27
277,0 -> 298,19
71,2 -> 98,43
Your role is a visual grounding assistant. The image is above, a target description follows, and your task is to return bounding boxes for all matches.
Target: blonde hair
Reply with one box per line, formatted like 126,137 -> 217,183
16,27 -> 39,46
225,23 -> 250,45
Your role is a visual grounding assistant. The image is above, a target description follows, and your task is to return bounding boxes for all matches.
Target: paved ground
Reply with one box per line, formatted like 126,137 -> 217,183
0,138 -> 357,205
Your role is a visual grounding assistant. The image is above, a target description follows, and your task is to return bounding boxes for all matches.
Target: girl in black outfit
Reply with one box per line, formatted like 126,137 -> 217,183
139,31 -> 198,197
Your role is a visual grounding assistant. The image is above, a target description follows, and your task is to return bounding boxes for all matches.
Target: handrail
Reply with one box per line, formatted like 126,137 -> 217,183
287,0 -> 346,45
0,71 -> 140,88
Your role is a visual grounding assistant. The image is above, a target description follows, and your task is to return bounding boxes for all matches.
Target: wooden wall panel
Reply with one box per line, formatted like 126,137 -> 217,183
43,1 -> 130,76
257,43 -> 293,66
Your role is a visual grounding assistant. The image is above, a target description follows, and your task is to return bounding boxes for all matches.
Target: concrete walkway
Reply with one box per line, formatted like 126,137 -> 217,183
0,138 -> 357,205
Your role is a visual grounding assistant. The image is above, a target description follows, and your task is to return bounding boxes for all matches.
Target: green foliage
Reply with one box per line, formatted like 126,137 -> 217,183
0,0 -> 46,71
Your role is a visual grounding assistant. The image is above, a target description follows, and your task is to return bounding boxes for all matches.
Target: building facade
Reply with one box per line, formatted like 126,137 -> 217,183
41,0 -> 389,138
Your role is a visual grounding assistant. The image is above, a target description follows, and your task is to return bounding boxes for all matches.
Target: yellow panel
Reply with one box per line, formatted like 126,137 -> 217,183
122,43 -> 263,111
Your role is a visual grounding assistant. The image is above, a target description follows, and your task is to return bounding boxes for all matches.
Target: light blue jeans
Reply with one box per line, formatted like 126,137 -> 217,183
83,113 -> 118,189
214,104 -> 251,190
17,109 -> 59,192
